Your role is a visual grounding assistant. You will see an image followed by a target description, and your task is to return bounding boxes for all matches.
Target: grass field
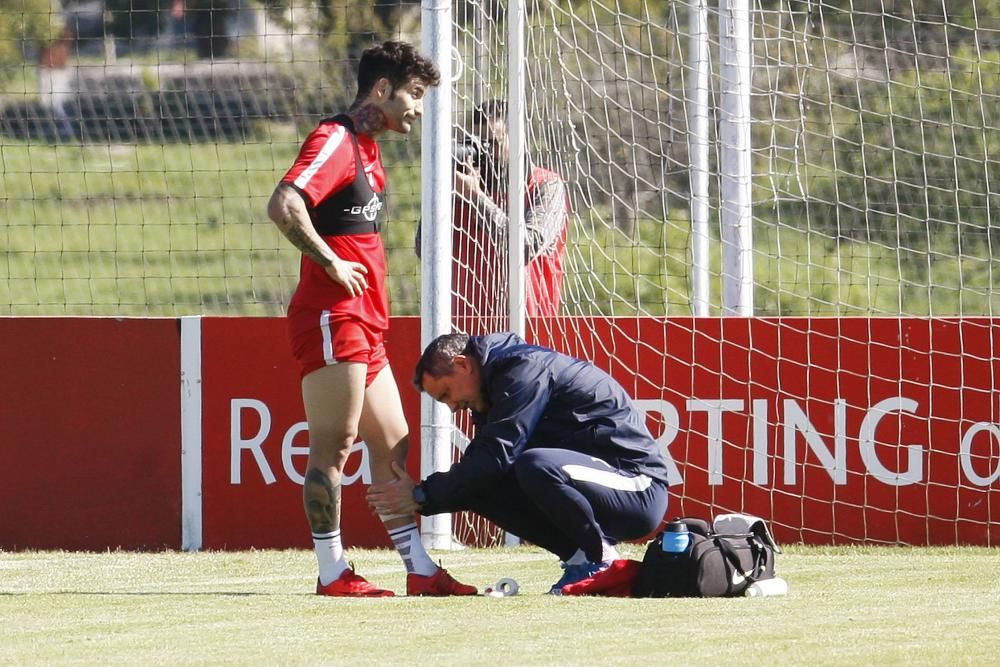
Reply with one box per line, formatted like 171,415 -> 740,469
5,138 -> 999,318
2,545 -> 998,665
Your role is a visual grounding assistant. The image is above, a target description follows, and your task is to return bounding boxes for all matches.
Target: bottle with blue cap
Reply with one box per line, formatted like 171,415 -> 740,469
661,520 -> 690,553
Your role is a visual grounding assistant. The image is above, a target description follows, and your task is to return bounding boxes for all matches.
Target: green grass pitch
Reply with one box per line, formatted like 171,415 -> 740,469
2,545 -> 998,665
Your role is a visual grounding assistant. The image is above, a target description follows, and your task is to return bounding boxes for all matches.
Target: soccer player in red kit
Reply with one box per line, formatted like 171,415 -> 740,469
266,41 -> 476,597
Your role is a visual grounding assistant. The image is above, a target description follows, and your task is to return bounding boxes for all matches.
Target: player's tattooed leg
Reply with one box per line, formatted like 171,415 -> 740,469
304,468 -> 340,533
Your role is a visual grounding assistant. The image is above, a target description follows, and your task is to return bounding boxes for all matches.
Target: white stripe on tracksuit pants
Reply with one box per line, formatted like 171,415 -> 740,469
457,447 -> 668,564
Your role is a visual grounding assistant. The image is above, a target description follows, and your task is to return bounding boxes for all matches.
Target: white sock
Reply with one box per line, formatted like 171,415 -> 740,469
600,542 -> 621,564
313,530 -> 348,585
565,549 -> 588,565
386,522 -> 437,576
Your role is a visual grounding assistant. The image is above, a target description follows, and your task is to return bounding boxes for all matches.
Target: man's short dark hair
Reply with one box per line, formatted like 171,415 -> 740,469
473,99 -> 506,126
413,333 -> 471,390
357,40 -> 441,98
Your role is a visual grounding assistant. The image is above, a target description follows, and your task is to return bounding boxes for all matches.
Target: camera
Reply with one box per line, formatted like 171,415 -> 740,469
453,138 -> 483,169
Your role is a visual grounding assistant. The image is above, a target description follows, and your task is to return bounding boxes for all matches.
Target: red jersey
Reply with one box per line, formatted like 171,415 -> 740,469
452,166 -> 567,323
523,167 -> 567,317
281,115 -> 390,331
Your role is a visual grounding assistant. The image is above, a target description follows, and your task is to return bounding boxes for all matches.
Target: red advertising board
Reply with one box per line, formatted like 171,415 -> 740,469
2,316 -> 997,551
0,317 -> 181,550
535,317 -> 1000,546
199,316 -> 999,549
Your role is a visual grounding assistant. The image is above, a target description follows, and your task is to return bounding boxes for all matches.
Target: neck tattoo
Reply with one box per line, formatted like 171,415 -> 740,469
348,104 -> 387,135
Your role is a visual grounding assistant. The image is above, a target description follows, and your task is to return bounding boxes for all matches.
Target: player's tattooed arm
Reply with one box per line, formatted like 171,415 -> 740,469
266,184 -> 334,267
304,468 -> 340,533
267,184 -> 369,296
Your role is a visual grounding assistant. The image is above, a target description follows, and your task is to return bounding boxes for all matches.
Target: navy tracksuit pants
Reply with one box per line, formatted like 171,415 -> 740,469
461,448 -> 669,563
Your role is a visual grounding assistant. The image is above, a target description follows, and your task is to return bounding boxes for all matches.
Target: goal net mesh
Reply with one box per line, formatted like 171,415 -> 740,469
446,0 -> 999,546
2,0 -> 997,546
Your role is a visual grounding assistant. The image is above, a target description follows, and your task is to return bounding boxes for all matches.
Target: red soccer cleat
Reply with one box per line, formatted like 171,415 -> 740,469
407,567 -> 478,596
560,559 -> 642,597
316,568 -> 395,597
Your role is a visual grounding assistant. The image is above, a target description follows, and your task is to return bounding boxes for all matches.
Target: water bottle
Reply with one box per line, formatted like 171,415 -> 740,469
745,576 -> 789,597
661,520 -> 690,553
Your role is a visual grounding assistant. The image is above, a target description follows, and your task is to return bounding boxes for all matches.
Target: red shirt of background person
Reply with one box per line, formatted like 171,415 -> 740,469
451,100 -> 570,322
266,41 -> 476,599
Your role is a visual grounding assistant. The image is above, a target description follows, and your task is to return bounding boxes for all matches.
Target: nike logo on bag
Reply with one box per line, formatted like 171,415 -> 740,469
731,571 -> 747,586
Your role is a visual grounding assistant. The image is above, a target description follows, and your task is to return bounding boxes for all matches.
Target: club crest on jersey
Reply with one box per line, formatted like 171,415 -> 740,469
345,194 -> 383,221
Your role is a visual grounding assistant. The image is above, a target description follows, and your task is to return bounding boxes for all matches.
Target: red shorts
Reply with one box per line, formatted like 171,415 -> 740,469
287,307 -> 388,386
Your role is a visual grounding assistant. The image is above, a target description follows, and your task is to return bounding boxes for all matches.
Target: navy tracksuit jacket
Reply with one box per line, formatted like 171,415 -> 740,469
417,332 -> 670,561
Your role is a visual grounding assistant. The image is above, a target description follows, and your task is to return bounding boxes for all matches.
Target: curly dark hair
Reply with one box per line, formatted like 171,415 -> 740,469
356,40 -> 441,98
412,333 -> 471,390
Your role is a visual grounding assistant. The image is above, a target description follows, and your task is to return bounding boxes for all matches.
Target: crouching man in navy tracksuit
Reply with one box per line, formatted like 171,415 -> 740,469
366,332 -> 671,594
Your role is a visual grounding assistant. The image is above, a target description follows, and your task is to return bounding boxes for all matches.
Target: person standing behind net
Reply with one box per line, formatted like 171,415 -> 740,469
266,40 -> 476,597
450,100 -> 571,327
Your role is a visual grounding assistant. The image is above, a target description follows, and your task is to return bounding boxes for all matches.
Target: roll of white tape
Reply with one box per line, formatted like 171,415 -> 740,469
495,577 -> 519,596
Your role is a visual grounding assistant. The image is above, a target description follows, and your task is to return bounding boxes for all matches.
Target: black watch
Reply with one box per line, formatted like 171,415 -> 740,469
412,484 -> 428,508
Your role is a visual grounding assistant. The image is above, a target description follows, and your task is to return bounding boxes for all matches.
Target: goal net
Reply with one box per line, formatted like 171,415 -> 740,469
446,0 -> 1000,546
1,0 -> 997,547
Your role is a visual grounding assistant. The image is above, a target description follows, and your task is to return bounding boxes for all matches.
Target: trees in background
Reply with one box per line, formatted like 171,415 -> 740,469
0,0 -> 65,85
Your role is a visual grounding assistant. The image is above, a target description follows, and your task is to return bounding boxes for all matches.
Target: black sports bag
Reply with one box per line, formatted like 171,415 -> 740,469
632,514 -> 780,598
